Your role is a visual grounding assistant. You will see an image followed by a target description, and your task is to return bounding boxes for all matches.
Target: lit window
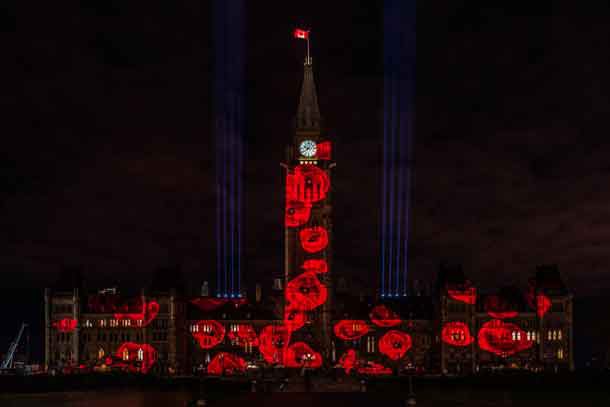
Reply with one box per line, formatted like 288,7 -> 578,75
99,319 -> 107,328
512,331 -> 517,341
98,348 -> 105,360
84,320 -> 93,328
137,348 -> 144,361
558,330 -> 562,340
122,348 -> 129,361
552,330 -> 557,341
558,348 -> 564,360
110,319 -> 118,328
548,330 -> 552,341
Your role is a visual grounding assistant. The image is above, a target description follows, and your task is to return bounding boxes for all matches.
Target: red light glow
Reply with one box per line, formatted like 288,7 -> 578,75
301,259 -> 328,274
207,352 -> 247,376
441,321 -> 474,347
288,165 -> 330,204
115,342 -> 157,373
284,342 -> 323,368
192,320 -> 226,349
285,271 -> 328,312
536,294 -> 551,318
53,318 -> 77,333
284,305 -> 307,333
447,281 -> 477,304
478,319 -> 534,356
379,330 -> 412,360
316,141 -> 332,160
357,361 -> 392,375
114,300 -> 159,327
333,320 -> 370,341
227,324 -> 259,347
258,325 -> 291,364
370,304 -> 401,327
338,349 -> 357,374
285,199 -> 312,228
299,226 -> 329,253
190,297 -> 247,312
484,295 -> 518,319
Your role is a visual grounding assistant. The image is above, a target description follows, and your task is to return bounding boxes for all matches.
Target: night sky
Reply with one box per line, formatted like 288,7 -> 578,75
3,1 -> 610,352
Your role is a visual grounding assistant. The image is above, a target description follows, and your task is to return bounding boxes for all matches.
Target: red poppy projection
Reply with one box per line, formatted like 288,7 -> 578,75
258,325 -> 291,364
190,297 -> 247,312
370,304 -> 401,327
207,352 -> 247,376
53,318 -> 77,332
379,330 -> 412,360
284,305 -> 307,332
285,199 -> 311,228
357,361 -> 392,375
447,282 -> 477,304
115,342 -> 157,373
525,285 -> 551,318
299,226 -> 329,253
114,300 -> 159,327
333,320 -> 370,341
316,141 -> 332,160
284,342 -> 323,368
441,321 -> 474,347
484,295 -> 518,319
191,320 -> 226,349
478,320 -> 533,356
228,324 -> 259,347
301,259 -> 328,274
285,271 -> 328,311
338,349 -> 357,374
286,165 -> 330,204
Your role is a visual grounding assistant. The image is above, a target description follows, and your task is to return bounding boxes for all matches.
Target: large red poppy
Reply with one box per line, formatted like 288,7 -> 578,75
227,324 -> 259,347
484,295 -> 518,319
192,320 -> 226,349
379,330 -> 412,360
286,165 -> 330,204
478,319 -> 533,356
441,321 -> 475,347
258,325 -> 291,364
284,342 -> 323,368
333,320 -> 370,341
285,271 -> 328,312
207,352 -> 247,376
370,304 -> 401,327
299,226 -> 329,253
53,318 -> 77,333
301,259 -> 328,274
338,349 -> 357,374
115,342 -> 157,373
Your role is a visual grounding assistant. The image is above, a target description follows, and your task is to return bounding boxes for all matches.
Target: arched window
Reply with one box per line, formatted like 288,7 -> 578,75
122,348 -> 129,361
98,348 -> 105,360
137,348 -> 144,361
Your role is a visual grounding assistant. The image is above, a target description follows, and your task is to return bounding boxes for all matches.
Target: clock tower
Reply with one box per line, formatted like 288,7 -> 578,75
282,56 -> 334,364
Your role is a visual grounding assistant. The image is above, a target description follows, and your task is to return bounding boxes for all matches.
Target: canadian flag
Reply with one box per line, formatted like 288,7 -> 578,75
293,28 -> 309,40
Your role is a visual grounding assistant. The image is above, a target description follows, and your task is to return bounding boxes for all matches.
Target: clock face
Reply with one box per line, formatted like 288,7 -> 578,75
299,140 -> 317,157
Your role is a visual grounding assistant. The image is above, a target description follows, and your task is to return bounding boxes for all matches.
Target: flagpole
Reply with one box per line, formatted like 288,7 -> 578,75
307,31 -> 311,64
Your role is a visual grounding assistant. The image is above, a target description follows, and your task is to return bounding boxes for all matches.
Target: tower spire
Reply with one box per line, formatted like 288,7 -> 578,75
295,58 -> 322,133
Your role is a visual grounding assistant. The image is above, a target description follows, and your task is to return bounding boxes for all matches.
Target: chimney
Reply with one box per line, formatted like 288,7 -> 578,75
273,278 -> 283,291
255,284 -> 262,303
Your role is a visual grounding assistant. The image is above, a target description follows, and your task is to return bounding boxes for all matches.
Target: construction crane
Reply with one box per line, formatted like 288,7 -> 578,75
1,323 -> 27,369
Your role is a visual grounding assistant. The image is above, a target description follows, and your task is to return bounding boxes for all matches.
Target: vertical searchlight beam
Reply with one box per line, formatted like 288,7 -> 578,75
380,0 -> 415,298
214,0 -> 246,298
